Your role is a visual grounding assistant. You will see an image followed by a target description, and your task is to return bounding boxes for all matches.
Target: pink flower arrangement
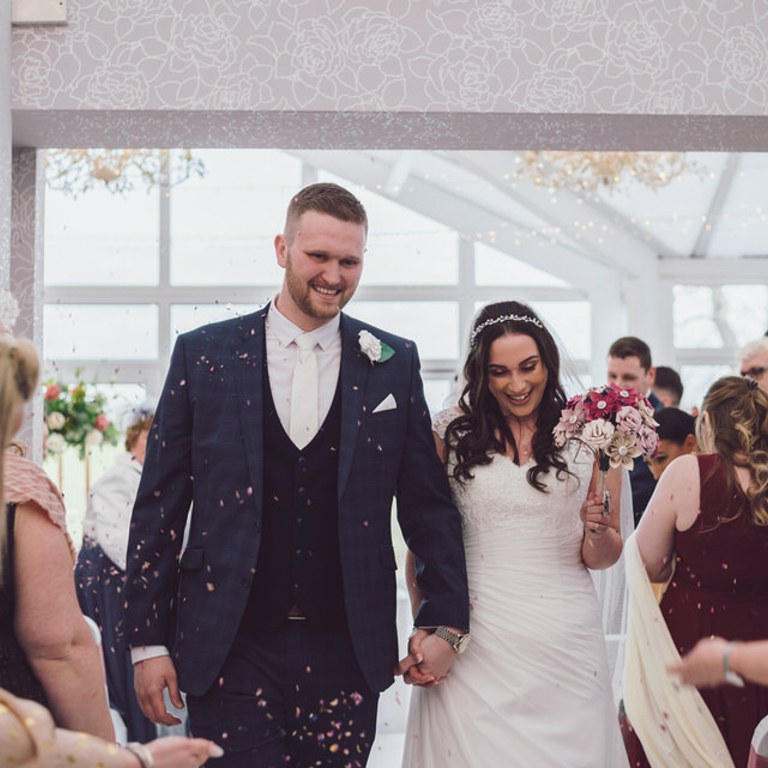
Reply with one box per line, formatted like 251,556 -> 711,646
553,384 -> 659,472
43,378 -> 119,458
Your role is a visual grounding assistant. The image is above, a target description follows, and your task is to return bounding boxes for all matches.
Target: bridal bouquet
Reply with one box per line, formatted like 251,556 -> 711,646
553,384 -> 659,513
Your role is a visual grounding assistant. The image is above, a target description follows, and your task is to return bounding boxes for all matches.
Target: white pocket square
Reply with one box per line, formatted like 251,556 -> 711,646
372,394 -> 397,413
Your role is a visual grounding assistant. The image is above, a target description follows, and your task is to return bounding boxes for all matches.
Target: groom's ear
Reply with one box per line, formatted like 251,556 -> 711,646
274,233 -> 287,268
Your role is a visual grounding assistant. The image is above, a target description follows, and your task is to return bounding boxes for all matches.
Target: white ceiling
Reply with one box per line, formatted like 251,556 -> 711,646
289,149 -> 768,290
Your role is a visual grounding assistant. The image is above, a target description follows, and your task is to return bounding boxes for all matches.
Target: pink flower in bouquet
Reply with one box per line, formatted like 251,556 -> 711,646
553,400 -> 588,446
615,405 -> 643,435
45,383 -> 62,400
580,418 -> 615,450
94,413 -> 110,432
635,423 -> 659,455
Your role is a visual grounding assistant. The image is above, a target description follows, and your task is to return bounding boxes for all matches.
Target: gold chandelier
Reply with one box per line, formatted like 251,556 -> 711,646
513,151 -> 695,193
45,149 -> 205,197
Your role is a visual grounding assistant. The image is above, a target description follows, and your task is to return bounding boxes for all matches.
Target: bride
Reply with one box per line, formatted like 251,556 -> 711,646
401,301 -> 629,767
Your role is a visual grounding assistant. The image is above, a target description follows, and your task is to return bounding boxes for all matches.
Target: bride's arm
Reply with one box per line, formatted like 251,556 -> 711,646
580,462 -> 623,569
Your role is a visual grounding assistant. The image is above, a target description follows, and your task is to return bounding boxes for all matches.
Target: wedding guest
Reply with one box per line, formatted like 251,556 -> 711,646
644,407 -> 697,481
739,337 -> 768,393
624,376 -> 768,767
76,407 -> 157,742
0,332 -> 223,767
0,686 -> 222,768
651,365 -> 684,408
0,333 -> 114,739
607,336 -> 661,525
402,300 -> 629,767
124,182 -> 469,767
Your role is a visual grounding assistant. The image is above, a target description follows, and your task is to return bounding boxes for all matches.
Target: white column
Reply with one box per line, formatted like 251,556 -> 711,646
1,0 -> 11,289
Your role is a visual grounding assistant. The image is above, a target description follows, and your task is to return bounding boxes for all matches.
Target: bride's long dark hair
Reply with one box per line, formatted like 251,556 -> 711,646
445,300 -> 570,491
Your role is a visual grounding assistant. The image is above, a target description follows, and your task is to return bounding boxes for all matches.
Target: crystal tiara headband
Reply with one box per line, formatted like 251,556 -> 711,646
469,314 -> 544,347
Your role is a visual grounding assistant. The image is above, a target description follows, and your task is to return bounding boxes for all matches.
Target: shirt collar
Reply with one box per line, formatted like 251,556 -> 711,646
267,298 -> 341,351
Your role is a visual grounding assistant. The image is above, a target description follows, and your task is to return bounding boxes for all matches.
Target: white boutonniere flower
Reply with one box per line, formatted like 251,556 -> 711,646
358,330 -> 395,364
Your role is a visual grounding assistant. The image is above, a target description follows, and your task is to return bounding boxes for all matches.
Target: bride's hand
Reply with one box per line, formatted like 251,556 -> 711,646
581,494 -> 610,538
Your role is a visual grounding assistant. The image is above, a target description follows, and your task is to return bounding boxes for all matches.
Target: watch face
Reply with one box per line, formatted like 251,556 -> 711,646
456,633 -> 471,653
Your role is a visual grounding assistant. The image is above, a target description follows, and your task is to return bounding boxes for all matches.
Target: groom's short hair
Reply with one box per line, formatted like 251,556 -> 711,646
284,182 -> 368,244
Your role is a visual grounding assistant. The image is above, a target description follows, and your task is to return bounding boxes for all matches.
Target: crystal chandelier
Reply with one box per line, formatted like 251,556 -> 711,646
513,151 -> 694,193
45,149 -> 205,197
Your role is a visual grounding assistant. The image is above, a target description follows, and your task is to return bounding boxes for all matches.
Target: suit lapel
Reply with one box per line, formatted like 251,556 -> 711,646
338,315 -> 370,498
232,307 -> 269,502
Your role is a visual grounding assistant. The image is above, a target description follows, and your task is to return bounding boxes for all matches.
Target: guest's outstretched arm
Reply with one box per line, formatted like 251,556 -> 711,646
669,637 -> 768,688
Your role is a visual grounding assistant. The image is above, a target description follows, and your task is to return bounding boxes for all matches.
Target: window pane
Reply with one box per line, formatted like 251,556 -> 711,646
528,301 -> 591,360
474,242 -> 568,287
44,305 -> 158,360
170,303 -> 262,338
319,171 -> 459,285
722,285 -> 767,346
170,150 -> 301,286
679,364 -> 733,412
44,180 -> 159,286
423,378 -> 455,414
349,301 -> 459,360
674,284 -> 767,349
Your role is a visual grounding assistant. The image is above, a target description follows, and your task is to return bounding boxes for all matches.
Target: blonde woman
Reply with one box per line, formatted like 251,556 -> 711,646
625,376 -> 768,767
0,331 -> 222,767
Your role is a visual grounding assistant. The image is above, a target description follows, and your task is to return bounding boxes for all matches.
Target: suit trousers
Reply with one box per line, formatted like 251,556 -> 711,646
187,619 -> 379,767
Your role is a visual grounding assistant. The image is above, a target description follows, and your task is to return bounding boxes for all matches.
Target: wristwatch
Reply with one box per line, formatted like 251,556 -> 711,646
434,626 -> 471,654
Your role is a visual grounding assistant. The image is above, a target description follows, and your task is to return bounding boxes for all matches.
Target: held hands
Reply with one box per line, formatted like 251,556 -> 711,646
134,655 -> 184,726
396,628 -> 456,687
580,494 -> 611,539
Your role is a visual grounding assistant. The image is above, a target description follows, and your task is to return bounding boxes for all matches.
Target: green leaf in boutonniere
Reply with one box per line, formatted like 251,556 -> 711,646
358,329 -> 395,364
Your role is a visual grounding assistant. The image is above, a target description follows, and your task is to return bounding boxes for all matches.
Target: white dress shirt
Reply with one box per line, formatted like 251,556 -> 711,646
265,301 -> 341,437
131,302 -> 342,665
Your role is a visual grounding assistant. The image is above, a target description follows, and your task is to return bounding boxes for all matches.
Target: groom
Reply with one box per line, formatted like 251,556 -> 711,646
124,182 -> 470,767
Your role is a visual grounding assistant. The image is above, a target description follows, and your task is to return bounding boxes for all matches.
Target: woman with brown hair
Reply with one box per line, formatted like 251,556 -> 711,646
624,376 -> 768,767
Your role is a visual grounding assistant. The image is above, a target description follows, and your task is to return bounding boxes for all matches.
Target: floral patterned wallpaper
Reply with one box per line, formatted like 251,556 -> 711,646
11,0 -> 768,117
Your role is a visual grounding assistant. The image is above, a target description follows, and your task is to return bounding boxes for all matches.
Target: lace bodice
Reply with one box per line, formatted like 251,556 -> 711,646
432,407 -> 594,534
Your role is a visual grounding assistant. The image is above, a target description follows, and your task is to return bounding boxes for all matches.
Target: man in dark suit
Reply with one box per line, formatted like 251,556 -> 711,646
606,336 -> 662,527
124,183 -> 470,767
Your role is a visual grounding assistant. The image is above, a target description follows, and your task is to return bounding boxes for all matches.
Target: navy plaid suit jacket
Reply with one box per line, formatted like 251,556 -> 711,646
124,306 -> 469,696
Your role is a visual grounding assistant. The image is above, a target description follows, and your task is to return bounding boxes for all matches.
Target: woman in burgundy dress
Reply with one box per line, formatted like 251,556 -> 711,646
626,376 -> 768,767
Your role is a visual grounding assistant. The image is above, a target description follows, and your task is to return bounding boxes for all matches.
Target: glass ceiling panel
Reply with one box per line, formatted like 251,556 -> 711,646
705,153 -> 768,258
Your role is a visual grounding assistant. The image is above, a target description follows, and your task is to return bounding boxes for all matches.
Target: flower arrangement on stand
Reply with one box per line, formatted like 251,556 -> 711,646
43,380 -> 119,491
553,384 -> 659,516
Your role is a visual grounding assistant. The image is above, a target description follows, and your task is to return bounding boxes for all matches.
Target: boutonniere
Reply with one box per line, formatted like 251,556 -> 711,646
358,329 -> 395,364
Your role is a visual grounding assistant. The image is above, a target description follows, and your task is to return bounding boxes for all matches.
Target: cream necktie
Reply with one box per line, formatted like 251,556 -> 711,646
289,333 -> 319,449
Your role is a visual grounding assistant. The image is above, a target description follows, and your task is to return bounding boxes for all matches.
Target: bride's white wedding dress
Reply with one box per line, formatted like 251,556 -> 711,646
402,415 -> 629,768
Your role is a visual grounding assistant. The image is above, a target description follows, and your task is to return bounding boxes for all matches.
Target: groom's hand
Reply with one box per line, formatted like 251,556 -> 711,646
397,629 -> 455,687
134,655 -> 183,725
